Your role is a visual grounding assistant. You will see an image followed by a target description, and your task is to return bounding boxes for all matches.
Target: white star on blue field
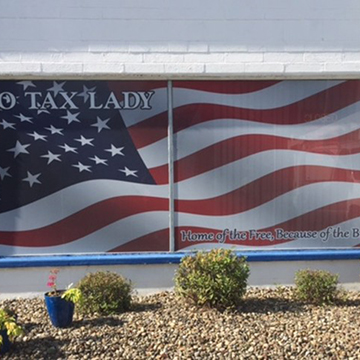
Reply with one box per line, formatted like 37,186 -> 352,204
0,80 -> 155,213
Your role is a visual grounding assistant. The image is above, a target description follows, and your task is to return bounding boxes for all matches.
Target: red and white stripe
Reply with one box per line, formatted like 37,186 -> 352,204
2,80 -> 360,254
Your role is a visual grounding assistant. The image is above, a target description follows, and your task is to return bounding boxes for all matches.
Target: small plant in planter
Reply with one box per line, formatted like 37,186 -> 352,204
0,308 -> 24,354
45,269 -> 82,328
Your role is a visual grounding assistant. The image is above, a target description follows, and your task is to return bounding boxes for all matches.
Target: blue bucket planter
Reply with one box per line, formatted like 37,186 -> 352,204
44,292 -> 75,328
0,329 -> 11,354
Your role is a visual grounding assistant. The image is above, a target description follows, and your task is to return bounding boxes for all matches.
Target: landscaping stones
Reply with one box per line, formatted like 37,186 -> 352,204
2,287 -> 360,359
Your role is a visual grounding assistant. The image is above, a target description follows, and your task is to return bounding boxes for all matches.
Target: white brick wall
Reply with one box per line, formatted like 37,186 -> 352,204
1,0 -> 360,78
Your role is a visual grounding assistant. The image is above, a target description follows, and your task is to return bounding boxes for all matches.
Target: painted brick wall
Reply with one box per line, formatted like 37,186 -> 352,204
0,0 -> 360,78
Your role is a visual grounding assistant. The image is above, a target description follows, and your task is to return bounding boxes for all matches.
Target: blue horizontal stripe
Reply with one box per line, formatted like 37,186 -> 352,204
1,249 -> 360,268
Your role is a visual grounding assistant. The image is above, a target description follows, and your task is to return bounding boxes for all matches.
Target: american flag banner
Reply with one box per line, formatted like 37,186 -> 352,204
170,80 -> 360,250
0,80 -> 169,255
2,80 -> 360,255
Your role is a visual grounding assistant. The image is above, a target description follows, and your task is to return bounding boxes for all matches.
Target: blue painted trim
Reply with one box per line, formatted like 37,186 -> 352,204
0,249 -> 360,268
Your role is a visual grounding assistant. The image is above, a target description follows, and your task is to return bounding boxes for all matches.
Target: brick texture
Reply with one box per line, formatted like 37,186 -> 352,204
0,0 -> 360,78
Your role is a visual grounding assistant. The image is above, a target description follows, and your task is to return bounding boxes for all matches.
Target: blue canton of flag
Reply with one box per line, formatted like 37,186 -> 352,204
0,80 -> 155,213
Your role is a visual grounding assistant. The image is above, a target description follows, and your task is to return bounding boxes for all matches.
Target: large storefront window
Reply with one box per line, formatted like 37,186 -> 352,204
1,80 -> 360,254
173,80 -> 360,251
0,81 -> 169,254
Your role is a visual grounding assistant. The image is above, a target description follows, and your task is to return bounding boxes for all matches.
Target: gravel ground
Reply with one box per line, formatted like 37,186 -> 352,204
2,287 -> 360,359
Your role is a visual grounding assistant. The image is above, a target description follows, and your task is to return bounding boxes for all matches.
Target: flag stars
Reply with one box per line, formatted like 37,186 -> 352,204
7,141 -> 30,158
28,131 -> 47,142
89,156 -> 108,166
41,151 -> 61,164
105,144 -> 124,157
77,85 -> 96,103
22,171 -> 41,187
0,119 -> 16,130
47,81 -> 66,96
75,135 -> 94,147
0,166 -> 11,180
61,111 -> 80,124
59,143 -> 77,153
72,162 -> 92,173
91,116 -> 110,133
17,80 -> 36,90
45,125 -> 64,135
119,167 -> 138,177
14,113 -> 32,123
36,104 -> 50,115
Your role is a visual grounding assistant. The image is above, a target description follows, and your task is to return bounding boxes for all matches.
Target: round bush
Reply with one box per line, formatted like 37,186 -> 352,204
294,269 -> 339,305
77,271 -> 132,315
174,249 -> 250,308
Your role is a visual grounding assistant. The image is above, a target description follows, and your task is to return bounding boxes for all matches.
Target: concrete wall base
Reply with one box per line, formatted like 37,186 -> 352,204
1,258 -> 359,299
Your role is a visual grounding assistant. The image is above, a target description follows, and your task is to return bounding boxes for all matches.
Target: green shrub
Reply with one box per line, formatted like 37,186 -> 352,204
294,269 -> 339,305
174,249 -> 250,309
77,271 -> 132,315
